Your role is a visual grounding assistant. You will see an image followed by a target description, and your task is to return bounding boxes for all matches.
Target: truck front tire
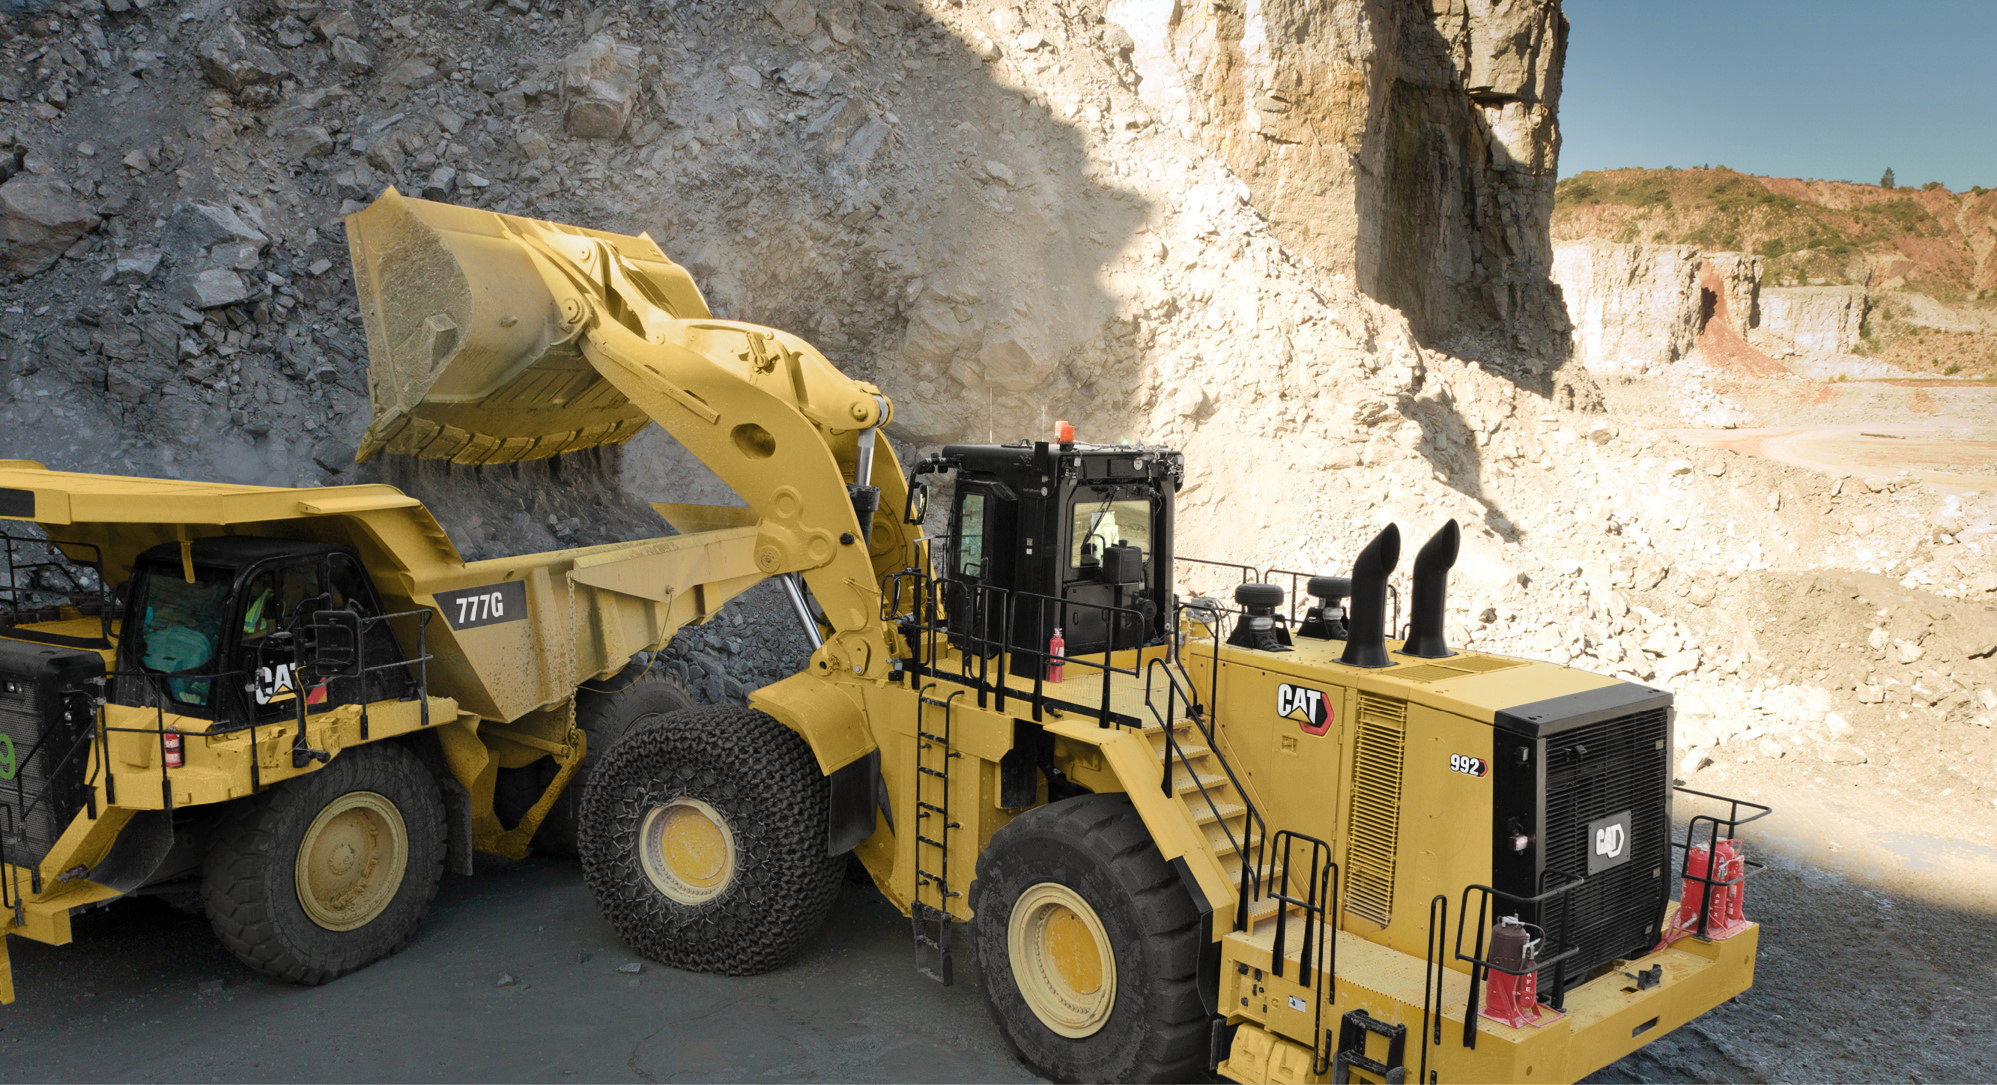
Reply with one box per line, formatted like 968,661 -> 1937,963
202,741 -> 446,985
578,705 -> 843,974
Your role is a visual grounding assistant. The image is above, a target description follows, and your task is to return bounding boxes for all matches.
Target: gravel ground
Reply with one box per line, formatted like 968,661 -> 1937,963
0,856 -> 1034,1083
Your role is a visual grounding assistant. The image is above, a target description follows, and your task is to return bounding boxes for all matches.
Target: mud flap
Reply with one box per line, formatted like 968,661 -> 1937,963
826,747 -> 882,856
83,809 -> 176,894
0,933 -> 12,1005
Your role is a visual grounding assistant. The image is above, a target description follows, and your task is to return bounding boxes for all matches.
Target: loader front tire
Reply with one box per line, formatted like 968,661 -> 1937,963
969,794 -> 1207,1084
202,741 -> 446,985
579,705 -> 843,975
536,662 -> 697,855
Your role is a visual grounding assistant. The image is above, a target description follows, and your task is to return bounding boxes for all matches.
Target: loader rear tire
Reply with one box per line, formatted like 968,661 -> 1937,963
969,794 -> 1207,1084
536,661 -> 697,855
202,742 -> 446,985
579,705 -> 843,975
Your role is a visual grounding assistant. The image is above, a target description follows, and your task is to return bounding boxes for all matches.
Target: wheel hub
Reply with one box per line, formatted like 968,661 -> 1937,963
294,791 -> 409,932
1009,882 -> 1117,1037
639,797 -> 738,905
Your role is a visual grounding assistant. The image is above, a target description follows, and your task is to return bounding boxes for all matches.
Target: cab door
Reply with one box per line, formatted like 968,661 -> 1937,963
235,558 -> 327,724
944,482 -> 1011,656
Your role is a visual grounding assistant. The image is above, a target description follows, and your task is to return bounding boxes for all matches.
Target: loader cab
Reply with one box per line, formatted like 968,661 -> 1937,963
935,439 -> 1182,677
118,537 -> 411,725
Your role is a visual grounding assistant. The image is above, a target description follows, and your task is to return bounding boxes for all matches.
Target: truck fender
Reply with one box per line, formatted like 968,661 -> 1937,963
748,671 -> 879,855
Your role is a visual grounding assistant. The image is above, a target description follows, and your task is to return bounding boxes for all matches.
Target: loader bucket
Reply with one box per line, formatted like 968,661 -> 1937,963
343,188 -> 712,464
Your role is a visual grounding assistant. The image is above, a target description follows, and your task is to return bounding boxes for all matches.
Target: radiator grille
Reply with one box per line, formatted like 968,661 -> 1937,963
1343,693 -> 1406,926
0,649 -> 99,868
1541,707 -> 1671,976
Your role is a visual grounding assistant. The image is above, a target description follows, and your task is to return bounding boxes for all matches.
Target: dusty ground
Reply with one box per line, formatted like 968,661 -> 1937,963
0,857 -> 1034,1083
4,840 -> 1992,1084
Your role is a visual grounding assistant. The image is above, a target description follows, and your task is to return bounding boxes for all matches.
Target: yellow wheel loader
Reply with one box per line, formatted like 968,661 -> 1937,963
333,190 -> 1765,1083
0,463 -> 766,1002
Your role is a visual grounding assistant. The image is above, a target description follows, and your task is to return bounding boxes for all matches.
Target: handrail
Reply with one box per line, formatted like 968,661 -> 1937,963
1420,894 -> 1448,1085
892,572 -> 1148,730
1142,656 -> 1266,930
1670,785 -> 1773,939
1263,830 -> 1338,1075
1453,871 -> 1587,1049
0,531 -> 113,648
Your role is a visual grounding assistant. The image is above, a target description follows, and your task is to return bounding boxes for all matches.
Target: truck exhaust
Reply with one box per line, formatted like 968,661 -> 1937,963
1401,520 -> 1461,659
1338,523 -> 1400,668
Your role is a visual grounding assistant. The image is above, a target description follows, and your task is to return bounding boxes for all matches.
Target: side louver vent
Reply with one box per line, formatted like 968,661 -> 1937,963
1343,693 -> 1407,926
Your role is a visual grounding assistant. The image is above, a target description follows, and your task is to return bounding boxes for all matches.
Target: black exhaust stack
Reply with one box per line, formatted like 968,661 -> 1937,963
1402,520 -> 1461,659
1339,524 -> 1401,669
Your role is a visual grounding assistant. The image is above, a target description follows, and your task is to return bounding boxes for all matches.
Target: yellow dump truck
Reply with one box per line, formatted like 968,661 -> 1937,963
0,463 -> 765,1001
341,190 -> 1770,1084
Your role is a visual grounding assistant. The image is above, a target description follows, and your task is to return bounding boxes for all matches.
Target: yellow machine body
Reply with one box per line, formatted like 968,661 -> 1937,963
0,461 -> 764,1002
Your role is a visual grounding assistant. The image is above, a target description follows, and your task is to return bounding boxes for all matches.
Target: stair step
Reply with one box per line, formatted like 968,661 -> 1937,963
1189,800 -> 1247,827
1173,770 -> 1228,797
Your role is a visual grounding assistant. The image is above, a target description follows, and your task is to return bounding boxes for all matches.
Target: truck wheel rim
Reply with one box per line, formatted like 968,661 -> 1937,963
1008,882 -> 1116,1037
295,791 -> 408,932
639,797 -> 737,905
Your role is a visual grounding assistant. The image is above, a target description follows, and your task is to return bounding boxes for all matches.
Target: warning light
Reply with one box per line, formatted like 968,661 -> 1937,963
1055,420 -> 1075,446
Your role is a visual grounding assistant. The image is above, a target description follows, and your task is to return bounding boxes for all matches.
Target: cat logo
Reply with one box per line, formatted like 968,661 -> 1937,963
1277,683 -> 1333,736
255,663 -> 328,707
1587,810 -> 1633,874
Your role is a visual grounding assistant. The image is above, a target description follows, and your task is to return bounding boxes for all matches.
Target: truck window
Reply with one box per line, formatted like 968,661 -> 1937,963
957,493 -> 986,577
134,567 -> 232,707
1071,498 -> 1151,568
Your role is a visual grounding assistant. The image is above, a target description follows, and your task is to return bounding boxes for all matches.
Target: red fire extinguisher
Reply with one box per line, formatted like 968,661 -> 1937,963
1481,915 -> 1548,1028
1048,627 -> 1065,683
1670,838 -> 1750,941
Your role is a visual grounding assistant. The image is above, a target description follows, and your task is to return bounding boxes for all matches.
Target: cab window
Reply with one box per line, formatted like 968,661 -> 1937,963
133,566 -> 233,707
1070,498 -> 1152,568
241,563 -> 323,642
957,493 -> 987,577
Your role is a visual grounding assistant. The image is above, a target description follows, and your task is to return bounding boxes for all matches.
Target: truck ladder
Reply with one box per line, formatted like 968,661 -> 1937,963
911,685 -> 963,984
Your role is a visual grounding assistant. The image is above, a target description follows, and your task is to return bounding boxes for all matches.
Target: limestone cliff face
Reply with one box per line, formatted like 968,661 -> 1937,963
1107,0 -> 1568,357
1553,239 -> 1874,374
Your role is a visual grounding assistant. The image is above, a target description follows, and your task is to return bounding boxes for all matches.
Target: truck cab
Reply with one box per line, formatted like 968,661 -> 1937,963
931,437 -> 1183,675
113,537 -> 414,724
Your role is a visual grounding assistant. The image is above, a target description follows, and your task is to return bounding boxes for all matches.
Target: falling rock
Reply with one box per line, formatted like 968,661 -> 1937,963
196,22 -> 292,102
177,268 -> 251,310
331,37 -> 375,75
0,176 -> 100,279
561,35 -> 643,140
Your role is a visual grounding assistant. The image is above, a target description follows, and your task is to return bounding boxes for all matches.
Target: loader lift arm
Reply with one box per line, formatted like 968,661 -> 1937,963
345,189 -> 915,681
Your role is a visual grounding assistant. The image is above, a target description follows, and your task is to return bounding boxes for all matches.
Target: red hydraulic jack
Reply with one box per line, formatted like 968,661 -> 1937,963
1481,916 -> 1559,1028
1664,838 -> 1751,944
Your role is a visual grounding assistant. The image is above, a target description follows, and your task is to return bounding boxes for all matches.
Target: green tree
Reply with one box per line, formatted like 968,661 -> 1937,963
1881,167 -> 1896,189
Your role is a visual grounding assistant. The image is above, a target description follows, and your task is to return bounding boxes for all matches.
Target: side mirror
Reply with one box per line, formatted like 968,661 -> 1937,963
306,609 -> 364,678
904,481 -> 930,525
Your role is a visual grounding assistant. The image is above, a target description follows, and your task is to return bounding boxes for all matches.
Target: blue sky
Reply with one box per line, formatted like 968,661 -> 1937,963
1558,1 -> 1996,190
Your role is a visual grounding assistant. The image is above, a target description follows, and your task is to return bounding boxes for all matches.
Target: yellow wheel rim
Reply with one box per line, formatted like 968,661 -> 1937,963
638,797 -> 738,905
1008,882 -> 1117,1037
294,791 -> 408,932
